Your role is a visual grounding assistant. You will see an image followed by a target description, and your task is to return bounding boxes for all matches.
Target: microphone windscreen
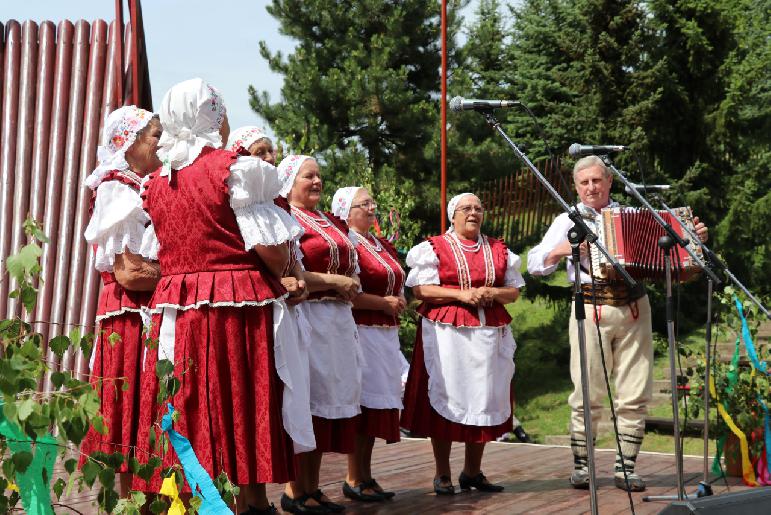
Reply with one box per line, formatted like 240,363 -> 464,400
449,96 -> 463,112
568,143 -> 582,157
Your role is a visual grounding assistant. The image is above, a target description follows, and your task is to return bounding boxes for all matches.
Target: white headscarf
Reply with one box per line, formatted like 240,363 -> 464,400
331,186 -> 362,221
277,154 -> 313,198
157,78 -> 226,176
85,105 -> 154,190
447,192 -> 478,219
227,126 -> 268,153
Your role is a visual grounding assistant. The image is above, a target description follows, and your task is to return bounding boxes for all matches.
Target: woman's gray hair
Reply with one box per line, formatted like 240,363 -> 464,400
572,155 -> 610,179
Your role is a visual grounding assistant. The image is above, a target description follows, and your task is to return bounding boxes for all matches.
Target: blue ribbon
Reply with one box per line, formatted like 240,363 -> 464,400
759,397 -> 771,476
734,296 -> 769,374
161,404 -> 229,514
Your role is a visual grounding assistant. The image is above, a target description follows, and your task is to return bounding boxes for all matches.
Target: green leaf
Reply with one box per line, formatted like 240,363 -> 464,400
49,335 -> 71,359
64,457 -> 78,474
5,243 -> 42,282
18,398 -> 35,421
149,497 -> 169,514
20,283 -> 38,313
155,359 -> 174,378
108,332 -> 122,346
69,327 -> 81,350
53,477 -> 66,500
81,460 -> 100,487
12,451 -> 34,473
51,371 -> 66,389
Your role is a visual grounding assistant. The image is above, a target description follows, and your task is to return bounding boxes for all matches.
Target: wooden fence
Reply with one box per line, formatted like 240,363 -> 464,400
479,158 -> 573,249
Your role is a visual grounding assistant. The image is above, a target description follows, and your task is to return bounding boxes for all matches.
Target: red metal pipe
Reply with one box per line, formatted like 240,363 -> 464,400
114,0 -> 124,103
7,21 -> 39,319
0,21 -> 22,318
130,0 -> 140,106
35,20 -> 74,347
62,19 -> 108,374
440,0 -> 447,233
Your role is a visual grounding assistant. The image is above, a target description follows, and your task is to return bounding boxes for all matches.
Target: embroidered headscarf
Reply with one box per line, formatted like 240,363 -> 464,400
331,187 -> 362,221
227,126 -> 268,153
157,78 -> 227,176
277,154 -> 314,198
85,105 -> 154,190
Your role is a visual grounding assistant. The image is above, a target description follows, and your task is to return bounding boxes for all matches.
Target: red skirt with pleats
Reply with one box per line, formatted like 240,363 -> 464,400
133,304 -> 294,491
309,415 -> 358,454
358,407 -> 400,444
400,327 -> 511,443
79,311 -> 145,472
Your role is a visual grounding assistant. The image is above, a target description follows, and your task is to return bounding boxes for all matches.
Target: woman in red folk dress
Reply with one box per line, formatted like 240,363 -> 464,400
331,187 -> 408,503
80,105 -> 162,497
277,155 -> 362,514
133,79 -> 313,515
401,192 -> 525,495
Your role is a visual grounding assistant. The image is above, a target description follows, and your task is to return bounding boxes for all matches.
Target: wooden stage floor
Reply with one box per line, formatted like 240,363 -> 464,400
62,439 -> 759,514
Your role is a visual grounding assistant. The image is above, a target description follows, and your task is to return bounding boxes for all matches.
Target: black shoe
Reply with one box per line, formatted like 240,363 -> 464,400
240,504 -> 278,515
512,425 -> 533,443
280,493 -> 329,514
342,481 -> 385,502
362,478 -> 395,500
458,471 -> 504,492
433,475 -> 455,495
310,489 -> 345,512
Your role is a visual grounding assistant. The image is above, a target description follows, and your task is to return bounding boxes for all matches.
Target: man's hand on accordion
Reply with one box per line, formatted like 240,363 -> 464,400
545,240 -> 589,267
693,216 -> 709,243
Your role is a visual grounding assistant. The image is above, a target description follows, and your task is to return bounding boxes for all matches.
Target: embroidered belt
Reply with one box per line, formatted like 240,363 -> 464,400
581,281 -> 645,306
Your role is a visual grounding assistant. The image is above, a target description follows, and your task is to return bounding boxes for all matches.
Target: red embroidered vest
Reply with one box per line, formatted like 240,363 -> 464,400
142,147 -> 284,309
352,234 -> 405,327
417,234 -> 512,327
291,206 -> 357,301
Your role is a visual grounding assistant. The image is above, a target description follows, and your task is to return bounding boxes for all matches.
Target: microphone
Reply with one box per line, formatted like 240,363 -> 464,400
568,143 -> 627,157
624,183 -> 671,194
449,96 -> 521,112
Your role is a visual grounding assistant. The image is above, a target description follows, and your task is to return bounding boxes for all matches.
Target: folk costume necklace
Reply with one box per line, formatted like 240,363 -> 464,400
353,230 -> 403,296
291,206 -> 357,276
443,231 -> 495,290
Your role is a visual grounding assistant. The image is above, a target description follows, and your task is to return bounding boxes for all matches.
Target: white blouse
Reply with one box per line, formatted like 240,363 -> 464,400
405,239 -> 526,289
139,155 -> 303,259
84,180 -> 149,272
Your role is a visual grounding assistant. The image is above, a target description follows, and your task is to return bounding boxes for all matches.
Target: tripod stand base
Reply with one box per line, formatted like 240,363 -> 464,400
642,481 -> 714,502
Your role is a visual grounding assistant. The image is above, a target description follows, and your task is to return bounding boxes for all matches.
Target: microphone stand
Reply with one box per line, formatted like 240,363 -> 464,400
598,156 -> 721,503
481,110 -> 637,515
654,196 -> 770,500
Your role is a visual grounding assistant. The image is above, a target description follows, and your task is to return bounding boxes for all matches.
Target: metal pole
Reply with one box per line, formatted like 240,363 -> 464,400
440,0 -> 447,233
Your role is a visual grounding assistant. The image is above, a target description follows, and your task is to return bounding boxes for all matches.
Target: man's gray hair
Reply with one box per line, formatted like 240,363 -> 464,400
572,155 -> 611,179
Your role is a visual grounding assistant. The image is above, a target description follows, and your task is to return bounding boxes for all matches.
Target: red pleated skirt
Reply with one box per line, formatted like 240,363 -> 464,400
79,311 -> 145,472
401,326 -> 511,443
310,415 -> 358,454
132,304 -> 294,491
358,407 -> 400,444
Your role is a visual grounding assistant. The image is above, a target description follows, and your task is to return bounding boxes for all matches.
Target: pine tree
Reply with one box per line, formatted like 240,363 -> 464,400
250,0 -> 467,239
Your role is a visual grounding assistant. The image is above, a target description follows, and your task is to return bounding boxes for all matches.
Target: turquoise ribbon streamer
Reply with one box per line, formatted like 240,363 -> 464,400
161,404 -> 229,514
734,296 -> 768,374
0,405 -> 56,515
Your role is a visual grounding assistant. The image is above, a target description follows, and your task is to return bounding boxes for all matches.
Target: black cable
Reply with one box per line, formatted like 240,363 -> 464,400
587,255 -> 637,514
515,102 -> 575,205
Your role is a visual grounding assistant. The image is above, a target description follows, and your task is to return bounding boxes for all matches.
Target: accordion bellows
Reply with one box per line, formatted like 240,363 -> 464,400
592,206 -> 703,282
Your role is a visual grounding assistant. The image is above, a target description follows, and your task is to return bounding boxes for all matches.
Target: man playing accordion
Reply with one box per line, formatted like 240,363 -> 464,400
527,155 -> 708,492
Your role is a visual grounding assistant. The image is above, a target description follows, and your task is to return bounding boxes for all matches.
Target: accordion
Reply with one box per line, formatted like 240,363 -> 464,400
590,206 -> 703,282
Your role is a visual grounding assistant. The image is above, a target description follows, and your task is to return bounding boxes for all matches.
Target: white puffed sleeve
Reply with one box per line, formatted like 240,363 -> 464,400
227,155 -> 303,248
405,240 -> 440,287
504,250 -> 526,288
83,181 -> 149,272
139,223 -> 160,261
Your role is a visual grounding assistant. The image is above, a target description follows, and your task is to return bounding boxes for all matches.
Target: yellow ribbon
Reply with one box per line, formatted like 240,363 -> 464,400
710,376 -> 758,486
159,475 -> 186,515
6,482 -> 19,492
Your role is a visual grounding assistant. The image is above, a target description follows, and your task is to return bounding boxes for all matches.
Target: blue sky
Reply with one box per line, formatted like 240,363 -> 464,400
5,1 -> 481,136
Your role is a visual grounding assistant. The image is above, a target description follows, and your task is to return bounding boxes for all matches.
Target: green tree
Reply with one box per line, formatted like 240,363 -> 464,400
250,0 -> 467,240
